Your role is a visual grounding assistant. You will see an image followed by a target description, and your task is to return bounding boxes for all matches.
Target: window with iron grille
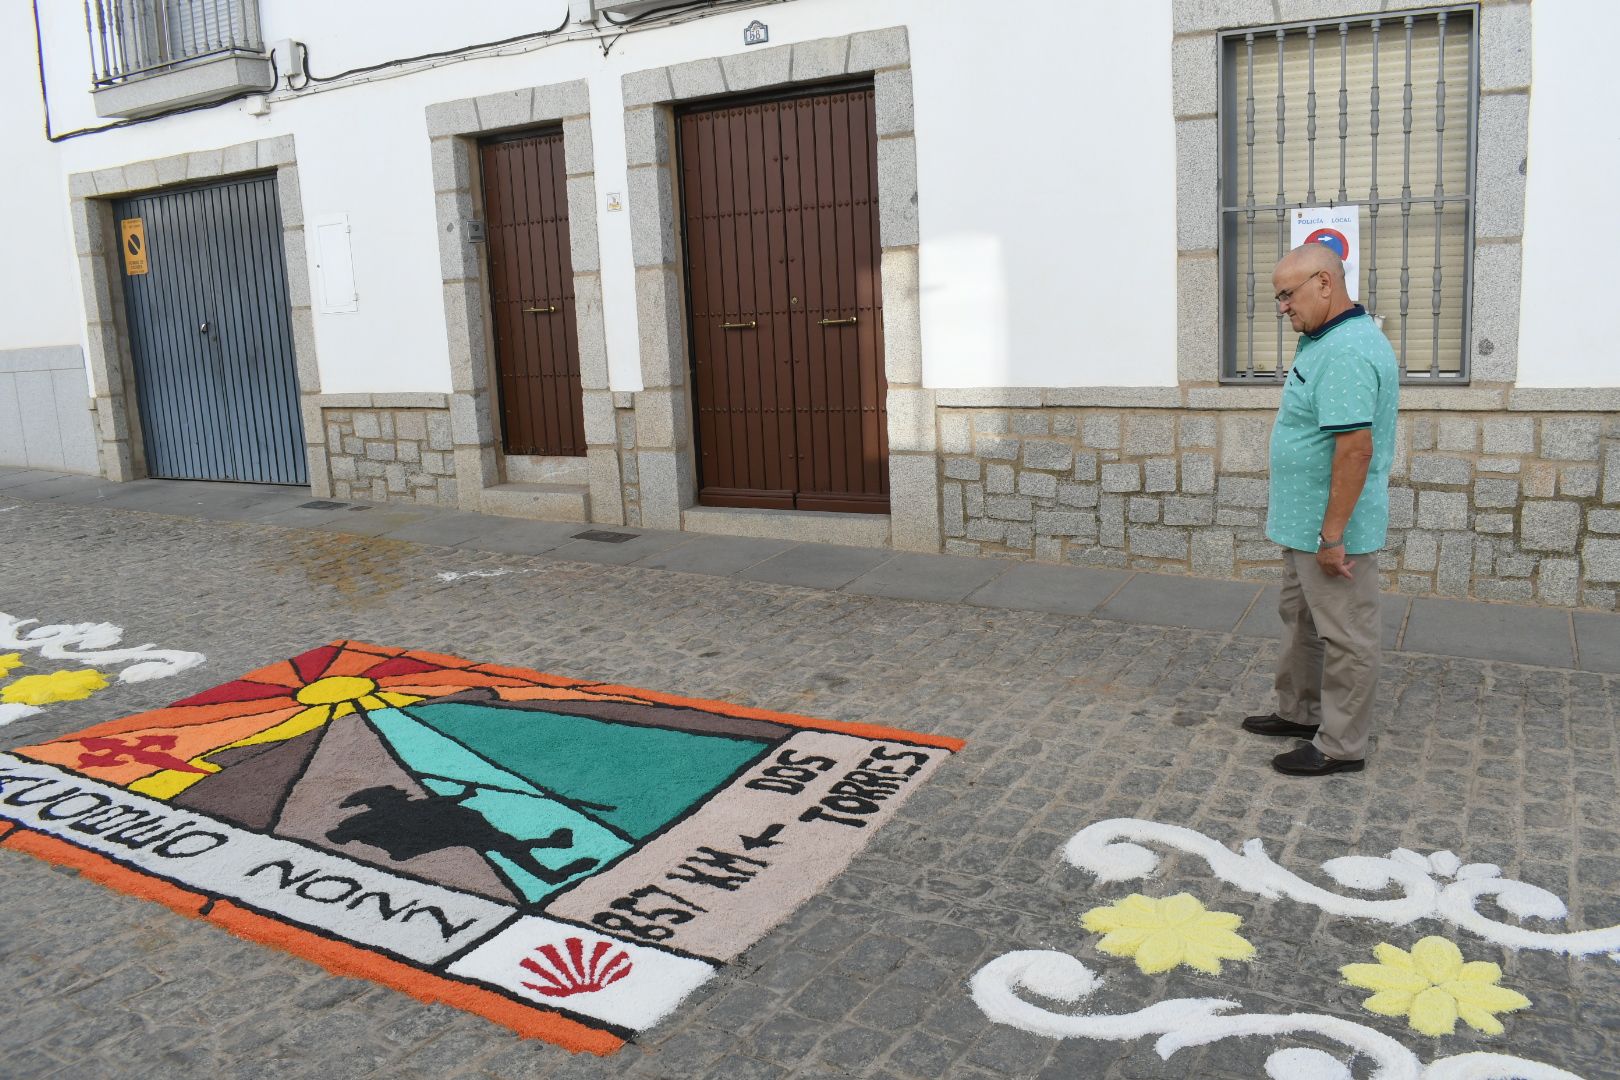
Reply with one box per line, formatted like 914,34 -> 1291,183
87,0 -> 263,86
1218,7 -> 1478,383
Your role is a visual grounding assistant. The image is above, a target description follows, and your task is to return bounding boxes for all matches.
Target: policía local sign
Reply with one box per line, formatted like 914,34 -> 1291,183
1290,206 -> 1360,301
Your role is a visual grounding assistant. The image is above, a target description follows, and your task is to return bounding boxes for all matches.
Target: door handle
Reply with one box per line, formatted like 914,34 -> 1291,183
818,316 -> 858,326
524,305 -> 558,314
720,320 -> 757,330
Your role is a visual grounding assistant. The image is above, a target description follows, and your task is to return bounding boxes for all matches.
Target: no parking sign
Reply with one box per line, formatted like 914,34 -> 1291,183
1290,207 -> 1361,301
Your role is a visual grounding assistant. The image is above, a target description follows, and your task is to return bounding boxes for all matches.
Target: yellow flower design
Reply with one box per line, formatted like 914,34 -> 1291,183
1341,937 -> 1531,1036
0,668 -> 110,706
1080,893 -> 1256,975
0,653 -> 22,676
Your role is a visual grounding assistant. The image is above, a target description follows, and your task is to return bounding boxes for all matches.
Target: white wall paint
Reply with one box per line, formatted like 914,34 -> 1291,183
587,69 -> 640,392
1,3 -> 82,351
914,2 -> 1177,388
19,1 -> 1176,393
1517,1 -> 1619,388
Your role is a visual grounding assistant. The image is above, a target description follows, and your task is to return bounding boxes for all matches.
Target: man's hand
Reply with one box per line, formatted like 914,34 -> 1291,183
1316,542 -> 1355,579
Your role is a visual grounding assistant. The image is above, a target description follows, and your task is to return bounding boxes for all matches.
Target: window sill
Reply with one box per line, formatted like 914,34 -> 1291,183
92,54 -> 273,120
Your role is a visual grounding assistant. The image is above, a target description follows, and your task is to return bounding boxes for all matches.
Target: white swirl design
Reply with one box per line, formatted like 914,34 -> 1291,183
0,614 -> 205,684
1063,818 -> 1620,957
971,950 -> 1586,1080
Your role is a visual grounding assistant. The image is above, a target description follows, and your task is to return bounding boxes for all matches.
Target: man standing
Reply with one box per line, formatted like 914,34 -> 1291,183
1243,243 -> 1399,777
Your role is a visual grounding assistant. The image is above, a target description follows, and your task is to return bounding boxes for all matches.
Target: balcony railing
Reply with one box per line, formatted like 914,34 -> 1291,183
86,0 -> 264,86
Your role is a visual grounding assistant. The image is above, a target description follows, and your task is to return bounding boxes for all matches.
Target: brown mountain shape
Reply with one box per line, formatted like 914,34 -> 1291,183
271,712 -> 519,904
170,725 -> 325,831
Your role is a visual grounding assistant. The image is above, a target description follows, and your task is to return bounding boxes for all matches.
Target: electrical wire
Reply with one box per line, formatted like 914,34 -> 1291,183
32,0 -> 276,144
601,1 -> 717,27
294,3 -> 725,83
296,10 -> 573,84
599,0 -> 722,54
284,42 -> 311,92
36,0 -> 779,138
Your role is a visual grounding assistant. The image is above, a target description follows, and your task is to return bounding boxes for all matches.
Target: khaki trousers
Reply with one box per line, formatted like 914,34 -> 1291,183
1274,548 -> 1381,760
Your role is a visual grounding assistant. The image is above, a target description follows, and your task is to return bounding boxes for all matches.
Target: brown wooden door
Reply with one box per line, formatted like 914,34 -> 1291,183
679,86 -> 888,513
481,130 -> 585,456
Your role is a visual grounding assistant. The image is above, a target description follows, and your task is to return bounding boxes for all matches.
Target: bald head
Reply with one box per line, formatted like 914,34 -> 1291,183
1277,242 -> 1346,281
1273,242 -> 1354,334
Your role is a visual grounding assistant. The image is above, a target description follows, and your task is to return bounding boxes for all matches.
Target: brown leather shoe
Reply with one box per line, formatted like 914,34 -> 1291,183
1271,741 -> 1364,776
1241,712 -> 1321,738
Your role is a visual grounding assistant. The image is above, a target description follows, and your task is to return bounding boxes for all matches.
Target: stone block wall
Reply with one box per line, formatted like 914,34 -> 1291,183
616,395 -> 641,527
938,407 -> 1620,610
323,405 -> 458,507
0,346 -> 99,473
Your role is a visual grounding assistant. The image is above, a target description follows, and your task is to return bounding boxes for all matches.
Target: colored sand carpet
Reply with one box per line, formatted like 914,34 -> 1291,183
0,641 -> 961,1053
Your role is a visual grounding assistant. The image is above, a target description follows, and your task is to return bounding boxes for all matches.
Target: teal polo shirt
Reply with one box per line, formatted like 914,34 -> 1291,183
1265,306 -> 1400,555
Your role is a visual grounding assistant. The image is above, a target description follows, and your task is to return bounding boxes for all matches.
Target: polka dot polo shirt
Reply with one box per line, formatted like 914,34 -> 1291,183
1266,306 -> 1401,555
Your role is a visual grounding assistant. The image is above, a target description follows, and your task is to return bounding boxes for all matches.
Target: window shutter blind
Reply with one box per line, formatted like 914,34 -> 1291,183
1222,10 -> 1475,379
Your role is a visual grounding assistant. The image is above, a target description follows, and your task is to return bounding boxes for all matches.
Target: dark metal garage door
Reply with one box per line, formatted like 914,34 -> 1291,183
114,175 -> 307,485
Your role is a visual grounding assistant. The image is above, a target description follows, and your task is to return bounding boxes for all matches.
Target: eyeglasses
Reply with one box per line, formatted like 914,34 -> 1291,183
1274,271 -> 1325,305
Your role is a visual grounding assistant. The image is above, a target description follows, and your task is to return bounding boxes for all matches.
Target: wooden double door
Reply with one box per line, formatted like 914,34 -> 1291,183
481,129 -> 585,457
679,85 -> 889,514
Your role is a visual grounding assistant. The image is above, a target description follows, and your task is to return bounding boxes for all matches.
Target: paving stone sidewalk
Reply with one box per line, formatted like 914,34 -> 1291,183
4,467 -> 1617,674
0,493 -> 1617,1079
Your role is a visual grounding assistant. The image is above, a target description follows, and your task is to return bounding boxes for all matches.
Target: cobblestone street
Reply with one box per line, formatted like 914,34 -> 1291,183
2,496 -> 1617,1079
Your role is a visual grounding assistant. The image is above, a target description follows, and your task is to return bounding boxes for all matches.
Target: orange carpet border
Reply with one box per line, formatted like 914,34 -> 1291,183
2,829 -> 210,919
206,900 -> 623,1054
0,827 -> 624,1055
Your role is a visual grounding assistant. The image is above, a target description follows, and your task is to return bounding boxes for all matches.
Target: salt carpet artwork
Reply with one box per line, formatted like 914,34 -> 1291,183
0,641 -> 962,1053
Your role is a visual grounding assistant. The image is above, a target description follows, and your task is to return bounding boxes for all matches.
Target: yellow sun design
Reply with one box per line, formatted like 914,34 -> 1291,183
1080,893 -> 1256,975
129,675 -> 422,800
1341,937 -> 1531,1037
294,675 -> 421,719
1,668 -> 109,706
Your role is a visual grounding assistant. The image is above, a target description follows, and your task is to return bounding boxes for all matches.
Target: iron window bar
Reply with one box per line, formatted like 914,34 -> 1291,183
85,0 -> 264,87
1216,5 -> 1479,385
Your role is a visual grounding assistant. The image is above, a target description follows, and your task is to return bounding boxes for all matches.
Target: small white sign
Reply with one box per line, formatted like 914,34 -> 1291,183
605,192 -> 623,213
1290,206 -> 1361,301
744,20 -> 769,46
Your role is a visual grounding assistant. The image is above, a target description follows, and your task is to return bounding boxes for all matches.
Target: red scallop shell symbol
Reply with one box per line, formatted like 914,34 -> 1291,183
519,937 -> 633,998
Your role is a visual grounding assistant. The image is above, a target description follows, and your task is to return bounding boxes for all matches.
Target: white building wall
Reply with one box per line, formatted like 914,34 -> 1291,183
26,0 -> 1177,395
1517,0 -> 1619,388
13,2 -> 1612,398
0,2 -> 97,472
914,3 -> 1177,388
2,2 -> 81,349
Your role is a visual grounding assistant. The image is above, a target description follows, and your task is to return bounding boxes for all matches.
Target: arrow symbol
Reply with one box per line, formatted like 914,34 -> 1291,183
739,824 -> 785,851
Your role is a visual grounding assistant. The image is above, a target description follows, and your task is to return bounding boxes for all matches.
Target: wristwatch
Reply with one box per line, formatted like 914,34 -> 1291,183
1318,531 -> 1344,549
